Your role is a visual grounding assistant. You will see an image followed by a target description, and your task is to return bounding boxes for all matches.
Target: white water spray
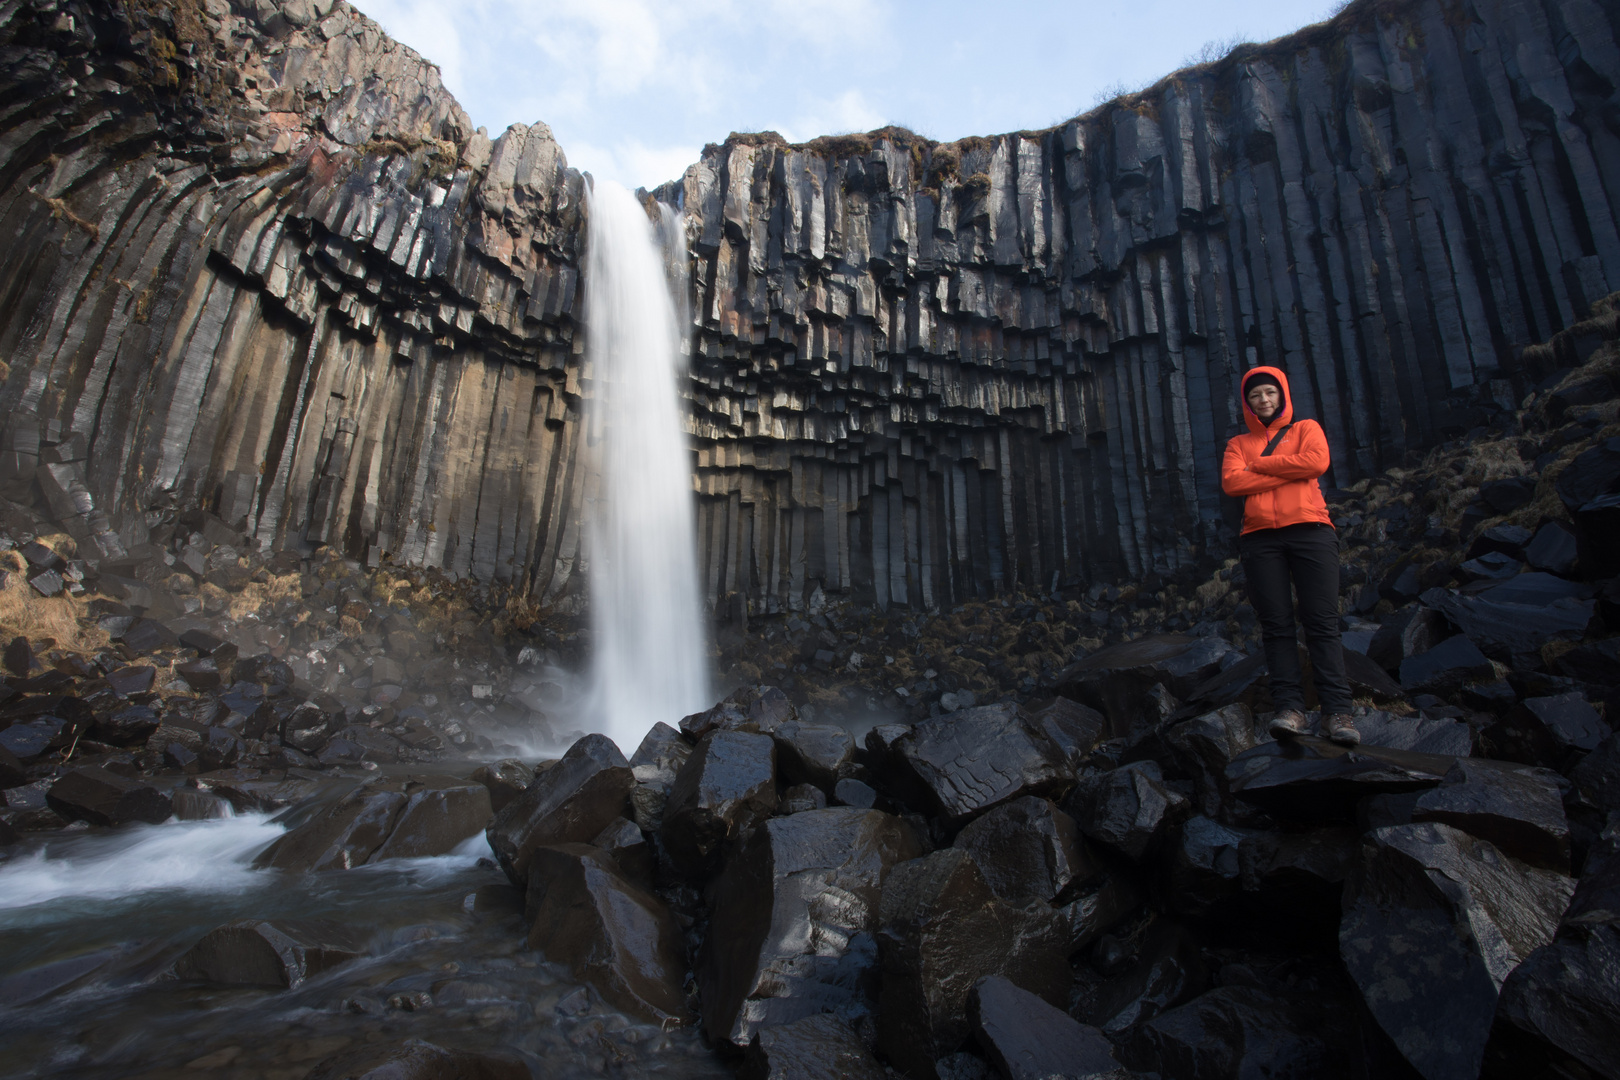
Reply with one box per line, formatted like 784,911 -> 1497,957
585,180 -> 710,752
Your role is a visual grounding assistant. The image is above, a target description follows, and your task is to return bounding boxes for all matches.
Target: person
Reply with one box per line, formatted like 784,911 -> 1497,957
1220,366 -> 1358,745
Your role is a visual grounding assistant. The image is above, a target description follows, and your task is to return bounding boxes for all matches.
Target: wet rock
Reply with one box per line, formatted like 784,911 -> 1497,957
969,974 -> 1121,1080
1125,984 -> 1350,1080
0,715 -> 72,760
115,618 -> 178,655
1400,634 -> 1494,695
1485,923 -> 1620,1080
302,1039 -> 528,1080
524,842 -> 689,1027
1226,738 -> 1452,823
700,806 -> 920,1046
255,784 -> 408,872
741,1012 -> 888,1080
1352,709 -> 1474,756
590,816 -> 652,881
1425,582 -> 1596,666
1466,524 -> 1533,561
1457,551 -> 1522,583
833,778 -> 877,808
1524,521 -> 1580,576
1412,760 -> 1569,871
470,758 -> 533,815
890,704 -> 1073,826
1340,822 -> 1575,1080
1025,697 -> 1107,769
170,788 -> 233,820
660,729 -> 776,878
369,779 -> 492,861
1080,918 -> 1209,1038
174,919 -> 365,988
92,704 -> 159,746
486,733 -> 634,886
781,783 -> 826,813
628,721 -> 691,833
0,945 -> 131,1006
174,658 -> 223,693
1069,760 -> 1187,860
1052,634 -> 1235,739
164,742 -> 200,773
1555,637 -> 1620,688
1163,704 -> 1256,774
770,720 -> 855,790
45,766 -> 171,826
0,744 -> 22,788
953,796 -> 1096,904
1570,733 -> 1620,814
105,665 -> 155,697
1058,873 -> 1142,956
876,847 -> 1069,1077
201,726 -> 245,771
316,724 -> 403,766
1481,691 -> 1610,771
280,702 -> 334,754
681,685 -> 797,739
1162,815 -> 1259,919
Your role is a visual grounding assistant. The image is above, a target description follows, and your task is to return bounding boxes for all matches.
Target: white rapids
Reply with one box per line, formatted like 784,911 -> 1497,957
584,179 -> 711,753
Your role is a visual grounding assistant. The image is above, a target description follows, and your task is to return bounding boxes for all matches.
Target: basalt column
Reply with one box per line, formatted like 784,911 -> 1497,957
663,0 -> 1620,614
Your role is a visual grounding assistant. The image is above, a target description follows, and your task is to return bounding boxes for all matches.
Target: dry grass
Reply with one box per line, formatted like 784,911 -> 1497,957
0,548 -> 111,656
224,571 -> 301,622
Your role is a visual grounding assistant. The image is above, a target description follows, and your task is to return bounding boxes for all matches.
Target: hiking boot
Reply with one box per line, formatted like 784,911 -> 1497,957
1323,713 -> 1360,746
1268,709 -> 1309,738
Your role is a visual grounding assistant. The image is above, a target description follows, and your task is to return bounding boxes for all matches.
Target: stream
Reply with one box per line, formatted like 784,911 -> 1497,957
0,803 -> 730,1079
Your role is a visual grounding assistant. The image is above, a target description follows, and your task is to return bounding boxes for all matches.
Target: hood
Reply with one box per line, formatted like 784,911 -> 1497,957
1241,365 -> 1293,435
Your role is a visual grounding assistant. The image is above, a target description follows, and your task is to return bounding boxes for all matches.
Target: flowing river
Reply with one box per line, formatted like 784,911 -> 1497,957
0,790 -> 729,1079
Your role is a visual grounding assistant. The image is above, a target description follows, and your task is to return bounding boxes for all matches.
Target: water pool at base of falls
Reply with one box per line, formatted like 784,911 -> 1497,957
0,817 -> 729,1080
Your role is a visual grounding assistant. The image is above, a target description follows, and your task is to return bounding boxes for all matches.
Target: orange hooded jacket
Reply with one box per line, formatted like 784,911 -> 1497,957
1220,366 -> 1334,534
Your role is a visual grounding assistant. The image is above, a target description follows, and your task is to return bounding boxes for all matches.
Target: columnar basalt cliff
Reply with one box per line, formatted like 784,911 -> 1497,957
663,0 -> 1620,612
1,0 -> 1618,617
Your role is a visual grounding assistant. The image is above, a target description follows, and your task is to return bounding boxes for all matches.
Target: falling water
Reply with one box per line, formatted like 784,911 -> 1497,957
585,180 -> 710,752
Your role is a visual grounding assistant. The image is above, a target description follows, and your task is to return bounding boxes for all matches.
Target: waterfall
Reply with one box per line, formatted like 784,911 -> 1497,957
584,180 -> 710,752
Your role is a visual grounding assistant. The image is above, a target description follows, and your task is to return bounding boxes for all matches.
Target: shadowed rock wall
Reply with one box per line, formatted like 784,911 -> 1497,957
1,0 -> 1617,615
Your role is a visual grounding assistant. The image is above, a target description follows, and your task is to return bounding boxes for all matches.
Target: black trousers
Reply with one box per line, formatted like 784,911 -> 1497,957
1240,522 -> 1353,714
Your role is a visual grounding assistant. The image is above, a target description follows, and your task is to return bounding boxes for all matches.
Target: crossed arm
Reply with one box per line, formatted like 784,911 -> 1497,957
1220,423 -> 1329,495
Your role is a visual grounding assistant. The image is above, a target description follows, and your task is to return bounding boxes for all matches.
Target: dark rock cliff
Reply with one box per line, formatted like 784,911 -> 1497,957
1,0 -> 1618,615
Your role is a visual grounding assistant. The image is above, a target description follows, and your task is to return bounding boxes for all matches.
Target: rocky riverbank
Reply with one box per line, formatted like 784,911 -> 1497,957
2,300 -> 1618,1077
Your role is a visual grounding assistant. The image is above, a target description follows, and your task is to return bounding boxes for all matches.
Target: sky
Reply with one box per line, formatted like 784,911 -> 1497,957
347,0 -> 1346,191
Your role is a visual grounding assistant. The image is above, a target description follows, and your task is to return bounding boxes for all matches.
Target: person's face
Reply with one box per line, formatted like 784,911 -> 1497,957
1247,383 -> 1282,421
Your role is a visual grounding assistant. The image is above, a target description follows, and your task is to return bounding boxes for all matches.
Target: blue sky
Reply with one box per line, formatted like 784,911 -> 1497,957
348,0 -> 1345,190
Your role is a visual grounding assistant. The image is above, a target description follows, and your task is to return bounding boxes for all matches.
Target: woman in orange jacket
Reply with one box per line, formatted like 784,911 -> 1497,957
1221,366 -> 1358,745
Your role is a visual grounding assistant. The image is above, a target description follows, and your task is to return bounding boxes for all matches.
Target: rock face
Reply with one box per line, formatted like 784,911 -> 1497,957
1339,822 -> 1574,1080
699,807 -> 921,1047
2,0 -> 1618,610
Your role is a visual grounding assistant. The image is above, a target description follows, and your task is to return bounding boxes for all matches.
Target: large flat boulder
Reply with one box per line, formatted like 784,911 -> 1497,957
700,806 -> 920,1047
889,704 -> 1073,827
1412,759 -> 1569,871
367,778 -> 492,861
1051,634 -> 1235,739
524,843 -> 689,1028
254,784 -> 407,872
1225,738 -> 1453,823
1340,822 -> 1574,1080
486,733 -> 633,886
45,765 -> 171,826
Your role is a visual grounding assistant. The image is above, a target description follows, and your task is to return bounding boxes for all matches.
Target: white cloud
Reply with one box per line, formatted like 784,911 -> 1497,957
566,137 -> 702,191
777,89 -> 888,144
